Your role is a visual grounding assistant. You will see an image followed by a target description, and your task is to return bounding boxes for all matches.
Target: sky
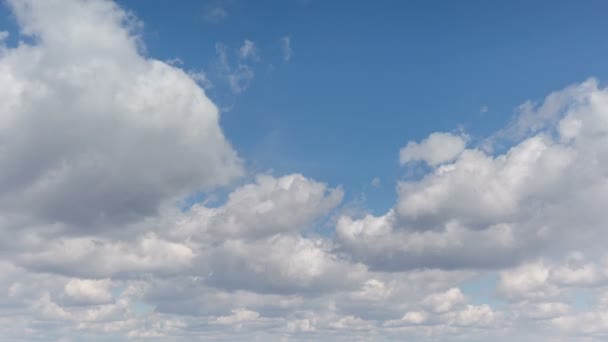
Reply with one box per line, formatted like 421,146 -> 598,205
2,0 -> 608,340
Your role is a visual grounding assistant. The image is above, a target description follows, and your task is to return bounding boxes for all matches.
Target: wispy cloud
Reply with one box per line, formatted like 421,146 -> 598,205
281,35 -> 292,61
214,40 -> 259,94
203,4 -> 228,23
238,39 -> 258,61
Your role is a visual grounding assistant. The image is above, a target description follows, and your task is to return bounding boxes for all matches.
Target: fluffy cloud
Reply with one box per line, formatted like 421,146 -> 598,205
4,0 -> 608,341
64,278 -> 113,305
174,174 -> 343,240
16,234 -> 195,278
337,78 -> 608,275
0,0 -> 242,229
422,288 -> 466,313
399,132 -> 467,166
336,213 -> 520,270
497,261 -> 560,301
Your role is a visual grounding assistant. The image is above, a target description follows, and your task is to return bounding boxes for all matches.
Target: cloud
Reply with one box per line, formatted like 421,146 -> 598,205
212,308 -> 261,325
203,5 -> 228,23
4,0 -> 608,341
281,36 -> 292,62
239,39 -> 258,61
0,0 -> 242,230
336,213 -> 520,270
422,288 -> 466,313
215,42 -> 257,94
338,78 -> 608,277
16,234 -> 195,278
399,132 -> 467,166
175,174 -> 343,240
188,68 -> 213,89
371,177 -> 381,187
64,278 -> 113,305
497,261 -> 560,301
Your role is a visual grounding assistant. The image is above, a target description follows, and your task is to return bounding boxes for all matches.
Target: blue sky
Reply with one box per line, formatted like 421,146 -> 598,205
3,0 -> 608,340
116,0 -> 608,213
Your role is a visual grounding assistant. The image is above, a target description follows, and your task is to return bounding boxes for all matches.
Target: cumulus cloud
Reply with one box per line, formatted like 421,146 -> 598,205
16,234 -> 195,278
336,213 -> 520,270
399,132 -> 467,166
422,288 -> 466,313
64,278 -> 113,305
4,0 -> 608,341
0,0 -> 242,229
174,174 -> 343,240
338,78 -> 608,276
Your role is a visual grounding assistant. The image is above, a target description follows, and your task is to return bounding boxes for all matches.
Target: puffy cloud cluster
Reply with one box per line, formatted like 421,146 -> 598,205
0,0 -> 242,230
332,78 -> 608,338
337,78 -> 608,273
3,0 -> 608,341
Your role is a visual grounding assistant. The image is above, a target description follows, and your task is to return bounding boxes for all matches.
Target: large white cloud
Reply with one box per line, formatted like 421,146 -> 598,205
337,78 -> 608,273
0,0 -> 242,228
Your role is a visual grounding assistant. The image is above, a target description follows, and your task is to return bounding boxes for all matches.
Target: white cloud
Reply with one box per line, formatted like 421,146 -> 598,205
513,301 -> 570,320
64,278 -> 113,304
399,132 -> 467,166
239,39 -> 258,61
396,311 -> 428,325
203,5 -> 228,23
188,68 -> 213,89
17,234 -> 195,278
175,174 -> 343,240
339,78 -> 608,277
0,0 -> 242,229
422,288 -> 466,313
445,304 -> 496,327
212,308 -> 260,325
336,213 -> 518,270
498,262 -> 559,301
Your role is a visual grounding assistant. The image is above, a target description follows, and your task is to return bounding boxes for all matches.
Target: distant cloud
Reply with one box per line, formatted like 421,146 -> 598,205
281,35 -> 292,61
216,41 -> 256,94
371,177 -> 381,187
165,57 -> 183,66
189,69 -> 213,90
238,39 -> 258,61
203,5 -> 228,23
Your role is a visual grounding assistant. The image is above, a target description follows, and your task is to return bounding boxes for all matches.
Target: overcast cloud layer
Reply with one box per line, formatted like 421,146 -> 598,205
3,0 -> 608,341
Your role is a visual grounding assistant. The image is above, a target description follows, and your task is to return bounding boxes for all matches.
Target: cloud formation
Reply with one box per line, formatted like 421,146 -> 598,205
0,0 -> 242,230
3,0 -> 608,341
